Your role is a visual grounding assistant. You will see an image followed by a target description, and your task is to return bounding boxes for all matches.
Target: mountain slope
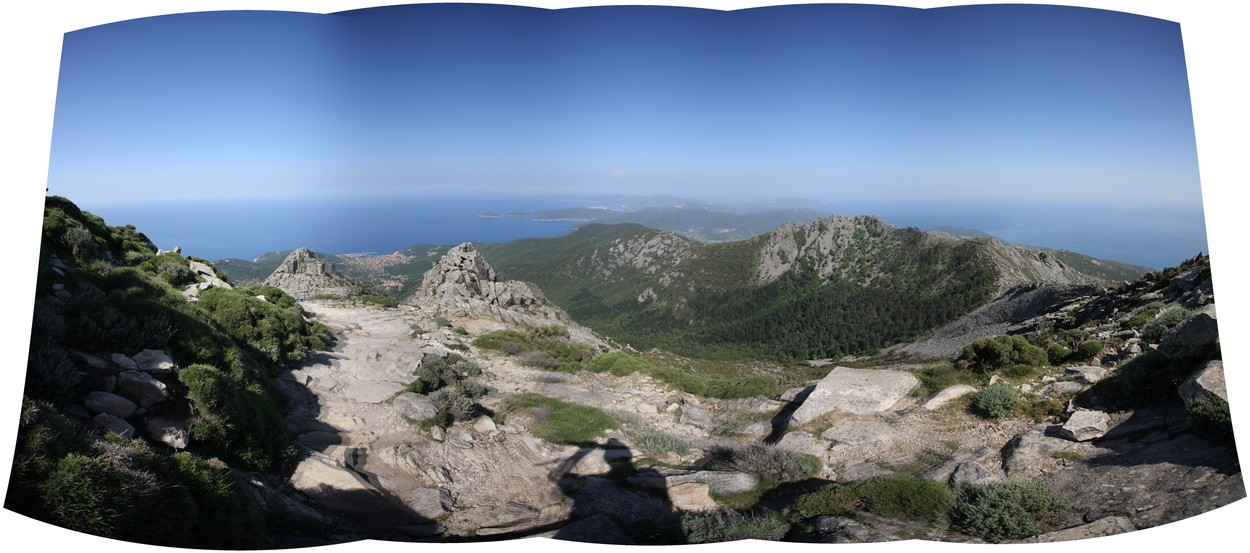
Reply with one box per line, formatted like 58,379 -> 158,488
480,215 -> 1118,361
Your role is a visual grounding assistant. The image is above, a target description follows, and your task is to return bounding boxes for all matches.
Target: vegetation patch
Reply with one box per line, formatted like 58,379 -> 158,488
502,393 -> 617,445
473,328 -> 592,373
957,335 -> 1047,374
1188,397 -> 1234,445
969,383 -> 1019,419
951,480 -> 1069,542
680,510 -> 790,543
793,474 -> 953,523
587,352 -> 777,399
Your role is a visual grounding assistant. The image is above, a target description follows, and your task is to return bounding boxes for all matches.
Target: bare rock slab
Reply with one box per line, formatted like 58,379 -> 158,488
921,384 -> 978,411
1028,516 -> 1135,542
1061,409 -> 1111,442
83,391 -> 137,418
342,380 -> 406,403
115,370 -> 168,407
133,349 -> 176,374
1179,360 -> 1228,405
790,367 -> 919,424
1064,365 -> 1108,384
290,455 -> 391,513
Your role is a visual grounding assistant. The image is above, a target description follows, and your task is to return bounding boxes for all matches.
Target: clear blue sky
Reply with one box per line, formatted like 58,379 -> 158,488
47,3 -> 1201,208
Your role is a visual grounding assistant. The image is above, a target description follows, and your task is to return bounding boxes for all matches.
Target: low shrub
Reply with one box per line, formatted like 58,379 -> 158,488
1045,343 -> 1072,365
951,481 -> 1068,542
1141,306 -> 1194,342
703,444 -> 820,484
680,510 -> 790,543
793,475 -> 952,523
626,426 -> 692,456
1074,340 -> 1105,361
428,389 -> 476,426
1188,397 -> 1234,445
970,383 -> 1019,419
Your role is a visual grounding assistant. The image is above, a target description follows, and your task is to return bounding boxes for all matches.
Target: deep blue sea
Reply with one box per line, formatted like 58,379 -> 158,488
82,194 -> 581,262
78,194 -> 1209,270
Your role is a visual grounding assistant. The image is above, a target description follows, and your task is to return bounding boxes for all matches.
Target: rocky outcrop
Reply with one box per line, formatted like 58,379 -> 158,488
1179,360 -> 1228,405
263,247 -> 365,301
411,243 -> 606,349
1059,410 -> 1110,442
789,367 -> 919,424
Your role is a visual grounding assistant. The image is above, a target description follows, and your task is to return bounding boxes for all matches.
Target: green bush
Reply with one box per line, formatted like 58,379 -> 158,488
428,389 -> 476,426
1188,397 -> 1234,445
1045,343 -> 1072,365
586,351 -> 657,376
952,481 -> 1068,542
179,363 -> 289,471
680,510 -> 790,543
503,393 -> 617,445
970,383 -> 1019,419
959,335 -> 1048,373
1075,340 -> 1105,361
1141,306 -> 1194,342
793,475 -> 953,523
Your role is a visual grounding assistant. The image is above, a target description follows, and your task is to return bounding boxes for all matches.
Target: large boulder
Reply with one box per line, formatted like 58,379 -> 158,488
1060,410 -> 1110,442
921,384 -> 978,411
1179,360 -> 1228,406
83,391 -> 137,418
1159,305 -> 1219,360
146,417 -> 190,449
407,487 -> 454,520
114,370 -> 168,407
90,413 -> 135,438
132,349 -> 176,374
790,367 -> 919,424
290,454 -> 392,513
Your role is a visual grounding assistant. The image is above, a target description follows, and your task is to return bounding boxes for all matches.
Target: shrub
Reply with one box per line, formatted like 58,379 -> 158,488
703,444 -> 820,484
626,426 -> 692,456
794,475 -> 953,523
1188,397 -> 1234,445
1141,306 -> 1194,342
504,393 -> 617,445
970,383 -> 1018,419
1045,343 -> 1072,365
433,315 -> 453,328
680,510 -> 790,543
959,335 -> 1048,373
1075,340 -> 1105,361
429,389 -> 476,426
951,481 -> 1068,542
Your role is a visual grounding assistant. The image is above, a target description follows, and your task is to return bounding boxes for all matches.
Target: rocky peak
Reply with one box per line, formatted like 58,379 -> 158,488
413,243 -> 607,348
263,248 -> 364,300
275,247 -> 330,276
419,243 -> 498,299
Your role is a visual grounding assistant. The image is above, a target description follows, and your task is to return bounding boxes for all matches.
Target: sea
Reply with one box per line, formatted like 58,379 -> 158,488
76,194 -> 1209,270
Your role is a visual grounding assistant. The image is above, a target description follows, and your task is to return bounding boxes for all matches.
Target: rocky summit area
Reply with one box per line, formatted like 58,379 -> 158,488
263,247 -> 368,300
11,196 -> 1243,549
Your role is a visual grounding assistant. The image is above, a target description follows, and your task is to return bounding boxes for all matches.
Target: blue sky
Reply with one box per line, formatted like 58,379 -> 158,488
46,3 -> 1202,208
